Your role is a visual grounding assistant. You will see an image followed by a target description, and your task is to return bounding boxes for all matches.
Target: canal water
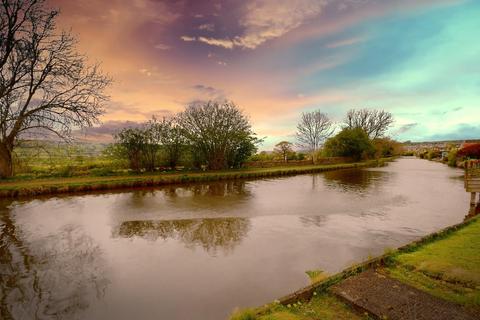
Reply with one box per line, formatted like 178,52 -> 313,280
0,158 -> 470,320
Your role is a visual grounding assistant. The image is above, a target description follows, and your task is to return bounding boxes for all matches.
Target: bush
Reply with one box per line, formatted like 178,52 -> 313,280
457,143 -> 480,159
372,138 -> 402,158
447,149 -> 458,167
426,150 -> 441,160
323,128 -> 375,161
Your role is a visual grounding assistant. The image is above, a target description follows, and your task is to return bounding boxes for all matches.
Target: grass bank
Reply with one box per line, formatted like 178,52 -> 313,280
229,215 -> 480,320
384,215 -> 480,309
0,159 -> 389,198
230,294 -> 370,320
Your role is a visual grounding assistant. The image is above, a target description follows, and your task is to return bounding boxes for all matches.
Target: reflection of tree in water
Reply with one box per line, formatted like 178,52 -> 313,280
185,180 -> 250,197
299,215 -> 326,228
117,217 -> 251,255
0,203 -> 108,319
321,169 -> 391,193
116,180 -> 252,211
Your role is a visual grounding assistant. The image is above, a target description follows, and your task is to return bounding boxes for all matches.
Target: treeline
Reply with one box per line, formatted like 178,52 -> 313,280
267,108 -> 401,163
110,102 -> 401,172
109,101 -> 261,171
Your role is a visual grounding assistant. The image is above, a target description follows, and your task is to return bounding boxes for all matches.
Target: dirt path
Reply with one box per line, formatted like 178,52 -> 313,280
331,269 -> 479,320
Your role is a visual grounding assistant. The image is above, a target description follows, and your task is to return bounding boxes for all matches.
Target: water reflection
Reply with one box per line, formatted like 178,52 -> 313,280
299,215 -> 326,228
322,168 -> 392,193
0,158 -> 472,320
115,218 -> 251,255
0,204 -> 109,320
112,180 -> 252,216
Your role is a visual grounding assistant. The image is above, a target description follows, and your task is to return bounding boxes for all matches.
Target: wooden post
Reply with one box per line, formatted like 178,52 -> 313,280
471,192 -> 477,206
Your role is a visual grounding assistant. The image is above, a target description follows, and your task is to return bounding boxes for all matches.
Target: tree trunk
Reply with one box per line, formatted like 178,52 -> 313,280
312,150 -> 318,165
0,142 -> 13,178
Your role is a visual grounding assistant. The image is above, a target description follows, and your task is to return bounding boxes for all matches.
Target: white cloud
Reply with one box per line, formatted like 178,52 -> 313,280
198,23 -> 215,31
198,36 -> 235,49
180,35 -> 196,42
193,0 -> 328,50
235,0 -> 327,49
154,43 -> 171,50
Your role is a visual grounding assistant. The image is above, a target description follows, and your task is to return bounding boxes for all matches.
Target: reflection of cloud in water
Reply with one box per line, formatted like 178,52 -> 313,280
0,209 -> 109,319
115,218 -> 251,255
321,169 -> 393,194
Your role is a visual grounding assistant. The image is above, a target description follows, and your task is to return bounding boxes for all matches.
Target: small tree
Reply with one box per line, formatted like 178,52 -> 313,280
0,0 -> 110,178
157,117 -> 186,169
296,110 -> 334,163
344,109 -> 393,139
141,117 -> 164,171
372,138 -> 402,158
228,136 -> 259,168
178,101 -> 258,170
274,141 -> 294,162
323,128 -> 374,161
114,128 -> 146,171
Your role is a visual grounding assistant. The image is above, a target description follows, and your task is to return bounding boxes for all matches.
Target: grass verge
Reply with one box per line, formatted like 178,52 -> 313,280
229,215 -> 480,320
384,215 -> 480,308
0,159 -> 388,198
230,293 -> 371,320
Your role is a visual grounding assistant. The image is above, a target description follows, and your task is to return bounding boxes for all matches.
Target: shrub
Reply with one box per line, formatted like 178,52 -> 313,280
372,138 -> 402,158
426,150 -> 441,160
447,149 -> 458,167
323,128 -> 375,161
457,143 -> 480,159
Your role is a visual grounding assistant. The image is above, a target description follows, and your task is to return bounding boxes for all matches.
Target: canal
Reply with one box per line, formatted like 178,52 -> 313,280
0,157 -> 470,320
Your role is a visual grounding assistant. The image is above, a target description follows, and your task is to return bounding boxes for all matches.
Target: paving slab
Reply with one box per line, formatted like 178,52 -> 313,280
331,269 -> 479,320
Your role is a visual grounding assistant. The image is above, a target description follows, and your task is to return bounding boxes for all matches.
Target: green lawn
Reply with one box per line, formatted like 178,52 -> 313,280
385,216 -> 480,308
230,293 -> 370,320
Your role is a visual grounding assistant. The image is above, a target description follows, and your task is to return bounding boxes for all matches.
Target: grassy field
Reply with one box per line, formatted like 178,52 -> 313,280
384,216 -> 480,308
0,159 -> 387,198
12,140 -> 118,179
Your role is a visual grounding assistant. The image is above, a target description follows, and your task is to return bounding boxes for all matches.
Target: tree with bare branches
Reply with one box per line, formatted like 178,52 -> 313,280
296,110 -> 334,163
274,141 -> 293,162
344,109 -> 393,139
0,0 -> 110,177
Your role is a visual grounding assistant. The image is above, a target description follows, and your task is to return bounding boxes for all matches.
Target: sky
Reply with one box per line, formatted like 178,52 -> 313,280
49,0 -> 480,148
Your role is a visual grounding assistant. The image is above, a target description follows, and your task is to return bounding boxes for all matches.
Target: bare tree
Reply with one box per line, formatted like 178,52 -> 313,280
274,141 -> 293,162
0,0 -> 110,177
296,110 -> 334,163
344,109 -> 393,139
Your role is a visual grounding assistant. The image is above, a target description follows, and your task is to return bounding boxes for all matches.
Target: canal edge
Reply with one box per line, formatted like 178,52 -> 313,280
256,214 -> 480,315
